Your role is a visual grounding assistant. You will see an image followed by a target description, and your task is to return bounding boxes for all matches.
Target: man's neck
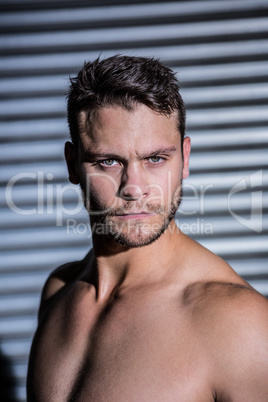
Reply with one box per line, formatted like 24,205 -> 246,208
89,220 -> 185,301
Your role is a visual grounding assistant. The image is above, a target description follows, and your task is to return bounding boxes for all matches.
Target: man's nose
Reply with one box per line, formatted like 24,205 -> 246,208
119,165 -> 150,201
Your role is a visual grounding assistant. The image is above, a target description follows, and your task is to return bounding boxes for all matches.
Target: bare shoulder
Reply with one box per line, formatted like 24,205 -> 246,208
42,259 -> 84,301
184,280 -> 268,400
39,250 -> 93,320
184,279 -> 268,327
183,277 -> 268,333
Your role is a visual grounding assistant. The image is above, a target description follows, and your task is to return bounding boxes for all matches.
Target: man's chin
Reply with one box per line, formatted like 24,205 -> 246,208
89,192 -> 182,248
103,215 -> 173,248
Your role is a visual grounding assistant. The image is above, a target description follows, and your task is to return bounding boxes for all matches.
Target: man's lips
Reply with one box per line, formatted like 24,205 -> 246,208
113,212 -> 156,220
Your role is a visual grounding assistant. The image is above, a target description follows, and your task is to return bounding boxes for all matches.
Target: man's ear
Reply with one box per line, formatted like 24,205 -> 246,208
64,141 -> 80,184
182,136 -> 191,179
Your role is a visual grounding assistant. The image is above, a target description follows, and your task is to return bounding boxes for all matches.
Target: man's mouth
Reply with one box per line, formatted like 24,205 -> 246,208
113,212 -> 156,220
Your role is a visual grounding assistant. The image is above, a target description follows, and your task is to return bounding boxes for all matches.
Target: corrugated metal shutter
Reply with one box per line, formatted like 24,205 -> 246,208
0,1 -> 267,400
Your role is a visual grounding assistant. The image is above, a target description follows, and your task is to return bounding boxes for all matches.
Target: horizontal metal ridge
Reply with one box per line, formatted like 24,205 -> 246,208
0,118 -> 68,141
2,17 -> 268,54
1,39 -> 268,75
1,0 -> 268,30
0,246 -> 89,271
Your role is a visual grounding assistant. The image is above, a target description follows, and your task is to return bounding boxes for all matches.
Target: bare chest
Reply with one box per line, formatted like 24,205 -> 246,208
31,286 -> 214,401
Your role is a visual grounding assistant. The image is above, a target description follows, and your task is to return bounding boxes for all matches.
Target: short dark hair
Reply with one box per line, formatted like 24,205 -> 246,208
67,55 -> 186,150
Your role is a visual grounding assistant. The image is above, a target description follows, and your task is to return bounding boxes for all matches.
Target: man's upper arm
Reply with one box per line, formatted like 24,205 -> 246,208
238,296 -> 268,400
211,291 -> 268,400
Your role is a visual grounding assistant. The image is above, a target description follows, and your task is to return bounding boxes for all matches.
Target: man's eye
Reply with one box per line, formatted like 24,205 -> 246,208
100,159 -> 118,166
149,156 -> 163,163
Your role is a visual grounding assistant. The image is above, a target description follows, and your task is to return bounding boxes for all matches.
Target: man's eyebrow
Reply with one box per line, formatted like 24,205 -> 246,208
139,146 -> 177,159
83,151 -> 124,160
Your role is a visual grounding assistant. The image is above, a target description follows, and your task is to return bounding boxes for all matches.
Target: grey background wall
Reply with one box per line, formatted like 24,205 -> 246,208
0,1 -> 268,400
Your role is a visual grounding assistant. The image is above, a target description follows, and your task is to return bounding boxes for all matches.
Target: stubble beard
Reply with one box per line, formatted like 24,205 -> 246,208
81,182 -> 183,248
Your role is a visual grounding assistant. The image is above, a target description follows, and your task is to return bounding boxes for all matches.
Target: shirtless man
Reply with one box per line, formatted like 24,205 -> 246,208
27,55 -> 268,401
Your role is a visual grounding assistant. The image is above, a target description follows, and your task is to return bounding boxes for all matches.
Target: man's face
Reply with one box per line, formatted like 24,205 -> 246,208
66,104 -> 190,247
